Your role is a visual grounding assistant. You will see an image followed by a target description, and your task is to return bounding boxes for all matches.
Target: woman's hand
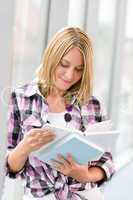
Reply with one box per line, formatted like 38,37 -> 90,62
20,128 -> 56,154
7,128 -> 55,173
51,153 -> 90,183
51,153 -> 105,183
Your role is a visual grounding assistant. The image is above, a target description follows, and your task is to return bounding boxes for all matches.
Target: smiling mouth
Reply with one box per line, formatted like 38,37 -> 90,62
61,78 -> 72,84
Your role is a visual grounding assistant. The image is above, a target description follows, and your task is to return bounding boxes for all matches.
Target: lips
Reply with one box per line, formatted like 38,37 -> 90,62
61,78 -> 72,85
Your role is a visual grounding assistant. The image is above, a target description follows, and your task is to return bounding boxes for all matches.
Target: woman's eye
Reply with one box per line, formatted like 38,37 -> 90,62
60,62 -> 69,68
76,67 -> 84,72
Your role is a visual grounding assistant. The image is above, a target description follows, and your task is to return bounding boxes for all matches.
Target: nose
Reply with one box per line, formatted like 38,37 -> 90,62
64,68 -> 74,81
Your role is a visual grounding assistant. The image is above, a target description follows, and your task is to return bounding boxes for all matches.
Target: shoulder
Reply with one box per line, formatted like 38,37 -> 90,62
88,95 -> 101,106
9,81 -> 38,110
83,95 -> 102,109
81,95 -> 104,115
81,96 -> 106,121
9,81 -> 41,115
12,80 -> 38,98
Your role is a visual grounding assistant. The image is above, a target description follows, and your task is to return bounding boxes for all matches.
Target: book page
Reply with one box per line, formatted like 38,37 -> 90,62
32,120 -> 119,157
34,121 -> 119,156
84,120 -> 119,155
85,120 -> 114,133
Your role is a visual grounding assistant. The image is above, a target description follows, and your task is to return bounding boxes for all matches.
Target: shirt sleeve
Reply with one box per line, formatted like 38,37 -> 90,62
88,152 -> 115,186
5,91 -> 26,179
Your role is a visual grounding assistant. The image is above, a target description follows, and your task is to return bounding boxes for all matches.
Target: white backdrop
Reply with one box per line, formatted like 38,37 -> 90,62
1,0 -> 133,199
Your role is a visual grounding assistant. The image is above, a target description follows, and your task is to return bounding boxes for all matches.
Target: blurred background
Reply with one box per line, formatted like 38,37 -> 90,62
0,0 -> 133,199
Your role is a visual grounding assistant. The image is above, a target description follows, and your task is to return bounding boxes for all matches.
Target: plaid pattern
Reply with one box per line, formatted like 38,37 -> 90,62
6,81 -> 115,199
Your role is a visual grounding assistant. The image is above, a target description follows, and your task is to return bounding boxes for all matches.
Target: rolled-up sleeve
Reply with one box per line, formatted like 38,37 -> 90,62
97,152 -> 115,181
5,91 -> 26,179
88,152 -> 115,186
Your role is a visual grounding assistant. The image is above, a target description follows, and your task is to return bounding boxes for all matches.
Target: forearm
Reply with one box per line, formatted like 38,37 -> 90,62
87,166 -> 105,182
7,141 -> 30,173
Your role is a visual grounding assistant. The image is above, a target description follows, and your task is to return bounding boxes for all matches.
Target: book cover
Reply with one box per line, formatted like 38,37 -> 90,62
34,132 -> 104,165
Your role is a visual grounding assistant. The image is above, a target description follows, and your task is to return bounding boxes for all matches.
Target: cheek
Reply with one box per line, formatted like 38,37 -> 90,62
74,72 -> 83,82
55,67 -> 64,78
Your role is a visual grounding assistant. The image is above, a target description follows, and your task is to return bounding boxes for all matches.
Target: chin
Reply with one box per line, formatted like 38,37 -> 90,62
56,83 -> 72,91
58,86 -> 70,92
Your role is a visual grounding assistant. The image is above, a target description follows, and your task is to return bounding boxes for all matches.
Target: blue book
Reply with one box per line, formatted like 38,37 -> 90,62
34,131 -> 104,165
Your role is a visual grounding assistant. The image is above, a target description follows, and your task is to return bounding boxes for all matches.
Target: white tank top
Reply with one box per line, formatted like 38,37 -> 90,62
47,111 -> 67,128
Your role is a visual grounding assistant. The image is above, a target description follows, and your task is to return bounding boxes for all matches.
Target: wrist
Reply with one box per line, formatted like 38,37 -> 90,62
7,141 -> 30,173
16,140 -> 31,156
87,166 -> 105,182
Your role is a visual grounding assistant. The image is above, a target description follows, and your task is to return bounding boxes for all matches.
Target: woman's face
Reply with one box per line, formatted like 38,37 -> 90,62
54,47 -> 84,94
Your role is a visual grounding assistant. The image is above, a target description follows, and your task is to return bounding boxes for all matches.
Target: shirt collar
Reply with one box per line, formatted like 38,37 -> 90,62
24,79 -> 79,109
24,79 -> 41,97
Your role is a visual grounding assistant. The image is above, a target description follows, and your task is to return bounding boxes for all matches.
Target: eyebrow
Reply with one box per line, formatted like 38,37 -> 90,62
61,58 -> 84,67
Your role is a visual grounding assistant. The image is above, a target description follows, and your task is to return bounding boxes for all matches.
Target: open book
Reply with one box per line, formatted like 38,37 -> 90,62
33,120 -> 119,165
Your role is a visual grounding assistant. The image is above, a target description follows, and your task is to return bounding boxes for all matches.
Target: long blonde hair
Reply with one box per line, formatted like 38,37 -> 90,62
37,27 -> 93,105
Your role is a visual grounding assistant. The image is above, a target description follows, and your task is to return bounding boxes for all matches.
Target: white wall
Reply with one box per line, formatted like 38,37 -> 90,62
0,0 -> 15,199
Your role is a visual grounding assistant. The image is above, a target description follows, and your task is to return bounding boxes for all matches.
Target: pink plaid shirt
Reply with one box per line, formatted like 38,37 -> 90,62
6,81 -> 114,199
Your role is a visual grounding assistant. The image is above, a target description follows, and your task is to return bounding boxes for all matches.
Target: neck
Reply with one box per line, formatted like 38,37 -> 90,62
49,87 -> 65,98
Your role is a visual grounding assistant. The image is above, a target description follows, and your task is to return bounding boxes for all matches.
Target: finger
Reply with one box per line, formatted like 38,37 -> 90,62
50,159 -> 62,165
31,128 -> 49,133
66,153 -> 75,165
41,128 -> 55,135
29,130 -> 55,140
35,136 -> 54,147
41,131 -> 55,138
27,130 -> 46,137
27,132 -> 43,141
56,154 -> 70,167
31,128 -> 54,135
50,159 -> 65,171
27,132 -> 55,146
41,132 -> 55,140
